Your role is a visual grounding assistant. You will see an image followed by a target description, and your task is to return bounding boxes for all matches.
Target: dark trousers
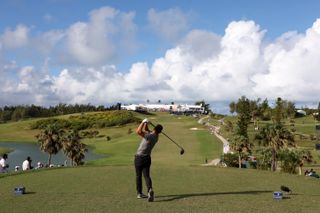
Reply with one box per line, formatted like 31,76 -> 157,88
134,155 -> 152,194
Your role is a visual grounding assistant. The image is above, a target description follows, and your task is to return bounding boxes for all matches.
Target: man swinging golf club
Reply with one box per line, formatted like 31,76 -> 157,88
135,118 -> 163,202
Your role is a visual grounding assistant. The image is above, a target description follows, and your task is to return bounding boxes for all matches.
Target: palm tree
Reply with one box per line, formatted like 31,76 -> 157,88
36,124 -> 64,165
278,149 -> 313,174
230,135 -> 253,168
255,124 -> 295,171
62,130 -> 87,166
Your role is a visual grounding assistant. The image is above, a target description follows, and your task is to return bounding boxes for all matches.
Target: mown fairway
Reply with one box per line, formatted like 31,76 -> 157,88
0,112 -> 320,212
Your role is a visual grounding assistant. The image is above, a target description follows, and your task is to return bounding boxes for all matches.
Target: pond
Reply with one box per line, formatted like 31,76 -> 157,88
0,142 -> 105,171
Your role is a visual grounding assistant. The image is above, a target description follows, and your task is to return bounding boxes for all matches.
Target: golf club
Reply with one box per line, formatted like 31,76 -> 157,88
149,122 -> 185,155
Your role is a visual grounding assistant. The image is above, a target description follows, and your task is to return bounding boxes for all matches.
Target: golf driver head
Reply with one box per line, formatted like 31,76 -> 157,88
180,148 -> 185,155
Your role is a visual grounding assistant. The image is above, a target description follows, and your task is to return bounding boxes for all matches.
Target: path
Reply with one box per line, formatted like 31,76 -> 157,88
198,116 -> 229,166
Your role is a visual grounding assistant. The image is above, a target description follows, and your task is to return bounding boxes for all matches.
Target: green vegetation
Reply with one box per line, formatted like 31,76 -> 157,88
0,110 -> 320,212
30,110 -> 138,130
0,103 -> 119,123
0,147 -> 12,155
1,166 -> 320,213
196,130 -> 222,161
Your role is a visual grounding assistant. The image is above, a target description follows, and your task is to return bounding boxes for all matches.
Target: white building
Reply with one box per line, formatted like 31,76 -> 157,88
121,103 -> 205,114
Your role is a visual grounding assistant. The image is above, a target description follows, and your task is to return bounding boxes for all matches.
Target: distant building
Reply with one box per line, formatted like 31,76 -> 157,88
121,104 -> 147,112
296,109 -> 307,116
121,103 -> 205,114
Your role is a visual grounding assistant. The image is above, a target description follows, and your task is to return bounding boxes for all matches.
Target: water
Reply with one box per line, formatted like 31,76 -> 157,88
0,142 -> 105,171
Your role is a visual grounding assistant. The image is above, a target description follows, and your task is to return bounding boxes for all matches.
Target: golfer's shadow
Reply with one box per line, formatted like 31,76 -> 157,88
156,190 -> 273,202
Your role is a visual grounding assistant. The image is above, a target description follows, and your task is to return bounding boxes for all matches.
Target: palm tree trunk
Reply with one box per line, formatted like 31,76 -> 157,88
48,154 -> 52,165
299,166 -> 302,175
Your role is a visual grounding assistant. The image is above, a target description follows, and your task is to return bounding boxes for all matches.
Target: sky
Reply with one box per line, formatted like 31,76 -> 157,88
1,0 -> 320,110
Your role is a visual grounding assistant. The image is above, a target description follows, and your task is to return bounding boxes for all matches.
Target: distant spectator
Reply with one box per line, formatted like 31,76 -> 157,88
307,169 -> 320,178
304,170 -> 310,176
15,166 -> 20,172
22,156 -> 33,171
36,162 -> 43,169
0,154 -> 9,173
241,158 -> 247,168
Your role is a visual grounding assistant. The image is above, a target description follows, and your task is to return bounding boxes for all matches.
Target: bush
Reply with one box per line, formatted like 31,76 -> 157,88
30,118 -> 71,129
278,149 -> 300,174
255,148 -> 272,170
31,110 -> 139,130
222,153 -> 239,168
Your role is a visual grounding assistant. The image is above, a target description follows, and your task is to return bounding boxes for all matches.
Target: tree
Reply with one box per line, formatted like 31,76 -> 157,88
195,100 -> 211,114
230,135 -> 253,168
230,96 -> 253,168
278,149 -> 313,174
316,102 -> 320,121
229,101 -> 236,114
62,130 -> 87,166
285,101 -> 296,119
273,97 -> 285,125
235,96 -> 251,138
255,124 -> 295,171
36,124 -> 64,165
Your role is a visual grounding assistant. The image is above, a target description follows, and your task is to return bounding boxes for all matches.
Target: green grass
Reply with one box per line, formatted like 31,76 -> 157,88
196,130 -> 222,160
0,119 -> 40,142
0,147 -> 12,155
1,166 -> 320,213
1,112 -> 320,212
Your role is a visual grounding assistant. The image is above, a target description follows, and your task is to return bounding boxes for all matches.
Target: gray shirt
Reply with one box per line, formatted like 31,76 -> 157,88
136,132 -> 159,156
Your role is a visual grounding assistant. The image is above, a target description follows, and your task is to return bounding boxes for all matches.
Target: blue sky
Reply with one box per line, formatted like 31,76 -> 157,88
1,0 -> 319,69
1,0 -> 320,108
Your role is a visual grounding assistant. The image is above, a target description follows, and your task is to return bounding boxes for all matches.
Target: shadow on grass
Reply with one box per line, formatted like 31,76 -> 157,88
24,192 -> 36,195
156,190 -> 273,202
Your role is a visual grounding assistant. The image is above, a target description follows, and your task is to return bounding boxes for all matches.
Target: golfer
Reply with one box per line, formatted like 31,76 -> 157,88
135,118 -> 163,202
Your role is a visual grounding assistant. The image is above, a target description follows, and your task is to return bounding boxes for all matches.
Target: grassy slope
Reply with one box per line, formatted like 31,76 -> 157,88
0,113 -> 319,212
0,147 -> 12,155
0,119 -> 40,142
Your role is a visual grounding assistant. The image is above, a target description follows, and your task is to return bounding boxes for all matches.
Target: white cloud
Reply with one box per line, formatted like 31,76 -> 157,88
0,6 -> 137,67
147,8 -> 189,41
1,24 -> 30,49
2,17 -> 320,107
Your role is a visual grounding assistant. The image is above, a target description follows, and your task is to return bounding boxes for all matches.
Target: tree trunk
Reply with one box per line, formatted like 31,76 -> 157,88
271,148 -> 276,171
299,166 -> 302,175
48,154 -> 52,165
238,152 -> 241,168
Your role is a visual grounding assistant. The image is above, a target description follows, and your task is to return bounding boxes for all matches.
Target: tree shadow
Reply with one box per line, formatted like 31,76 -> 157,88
24,192 -> 36,195
155,190 -> 273,202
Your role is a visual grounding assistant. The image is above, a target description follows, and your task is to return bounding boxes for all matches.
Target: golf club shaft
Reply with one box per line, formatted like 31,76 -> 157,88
149,122 -> 183,150
160,131 -> 184,150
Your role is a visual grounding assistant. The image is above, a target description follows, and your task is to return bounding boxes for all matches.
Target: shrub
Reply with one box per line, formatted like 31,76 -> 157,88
222,153 -> 239,168
255,148 -> 272,170
30,118 -> 71,129
278,149 -> 300,174
31,110 -> 139,130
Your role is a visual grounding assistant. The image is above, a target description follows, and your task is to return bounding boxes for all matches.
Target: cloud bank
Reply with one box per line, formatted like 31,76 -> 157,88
1,6 -> 320,106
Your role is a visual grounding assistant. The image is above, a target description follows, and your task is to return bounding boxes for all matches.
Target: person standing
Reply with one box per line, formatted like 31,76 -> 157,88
134,118 -> 163,202
0,154 -> 9,173
22,156 -> 33,171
